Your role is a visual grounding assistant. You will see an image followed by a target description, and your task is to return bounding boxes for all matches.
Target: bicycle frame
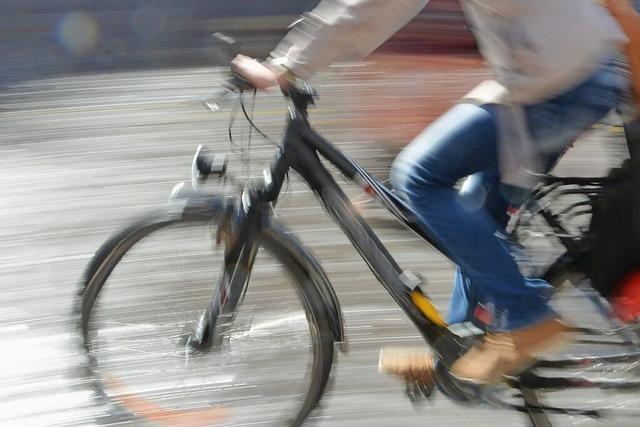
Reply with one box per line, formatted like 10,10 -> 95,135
178,88 -> 640,423
251,106 -> 466,361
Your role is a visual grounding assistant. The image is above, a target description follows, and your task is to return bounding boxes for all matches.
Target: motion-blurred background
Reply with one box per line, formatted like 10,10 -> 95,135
3,0 -> 485,142
1,1 -> 633,426
1,0 -> 474,84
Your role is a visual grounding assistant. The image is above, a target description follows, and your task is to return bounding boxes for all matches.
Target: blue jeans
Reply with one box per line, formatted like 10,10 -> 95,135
390,61 -> 630,331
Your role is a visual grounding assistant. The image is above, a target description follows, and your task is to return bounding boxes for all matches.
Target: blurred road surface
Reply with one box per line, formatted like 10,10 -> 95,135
0,58 -> 637,426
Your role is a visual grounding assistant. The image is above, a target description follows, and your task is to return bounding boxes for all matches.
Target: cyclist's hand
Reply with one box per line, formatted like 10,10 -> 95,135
231,55 -> 286,90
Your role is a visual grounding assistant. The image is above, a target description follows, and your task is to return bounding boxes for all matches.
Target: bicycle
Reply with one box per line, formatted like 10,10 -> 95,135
77,69 -> 640,426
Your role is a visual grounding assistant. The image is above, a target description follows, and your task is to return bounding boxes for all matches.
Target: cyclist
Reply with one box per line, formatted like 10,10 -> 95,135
232,0 -> 639,387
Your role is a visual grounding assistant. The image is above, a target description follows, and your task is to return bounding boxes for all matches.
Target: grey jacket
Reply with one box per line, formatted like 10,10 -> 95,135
271,0 -> 626,104
270,1 -> 629,187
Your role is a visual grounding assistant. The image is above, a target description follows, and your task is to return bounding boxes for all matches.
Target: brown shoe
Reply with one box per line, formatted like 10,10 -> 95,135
378,346 -> 436,386
450,317 -> 570,384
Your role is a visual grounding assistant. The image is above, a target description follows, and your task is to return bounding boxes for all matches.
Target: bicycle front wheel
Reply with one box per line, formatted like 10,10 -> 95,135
78,203 -> 334,426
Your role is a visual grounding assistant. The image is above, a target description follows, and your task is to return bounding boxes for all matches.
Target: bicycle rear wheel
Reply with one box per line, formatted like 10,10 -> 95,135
523,256 -> 640,426
78,204 -> 334,426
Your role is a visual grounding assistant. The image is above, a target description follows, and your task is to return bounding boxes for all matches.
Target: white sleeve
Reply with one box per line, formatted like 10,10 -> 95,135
269,0 -> 430,80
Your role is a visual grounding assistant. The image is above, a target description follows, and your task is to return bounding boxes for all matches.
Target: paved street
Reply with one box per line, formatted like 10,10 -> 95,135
1,59 -> 638,426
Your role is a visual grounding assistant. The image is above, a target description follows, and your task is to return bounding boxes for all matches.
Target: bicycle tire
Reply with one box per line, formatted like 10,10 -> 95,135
77,201 -> 334,426
525,256 -> 640,425
542,252 -> 624,334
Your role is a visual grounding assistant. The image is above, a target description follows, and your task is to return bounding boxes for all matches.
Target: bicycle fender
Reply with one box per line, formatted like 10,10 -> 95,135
263,220 -> 347,351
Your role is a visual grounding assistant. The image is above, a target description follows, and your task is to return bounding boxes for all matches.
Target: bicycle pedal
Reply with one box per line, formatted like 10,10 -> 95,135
453,376 -> 512,406
405,380 -> 435,404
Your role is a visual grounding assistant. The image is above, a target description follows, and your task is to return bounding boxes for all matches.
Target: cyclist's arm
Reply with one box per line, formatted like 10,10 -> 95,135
268,0 -> 430,80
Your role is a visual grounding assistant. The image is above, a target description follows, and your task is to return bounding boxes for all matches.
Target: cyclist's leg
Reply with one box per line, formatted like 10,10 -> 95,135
391,102 -> 552,332
386,59 -> 629,384
459,171 -> 510,227
448,171 -> 510,326
525,59 -> 629,163
448,267 -> 474,325
431,59 -> 630,330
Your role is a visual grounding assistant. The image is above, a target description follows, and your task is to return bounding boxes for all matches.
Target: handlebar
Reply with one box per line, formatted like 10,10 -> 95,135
204,33 -> 317,113
203,74 -> 253,112
203,70 -> 317,115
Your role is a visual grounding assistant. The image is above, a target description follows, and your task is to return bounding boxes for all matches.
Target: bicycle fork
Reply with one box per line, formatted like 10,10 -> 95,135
188,245 -> 258,352
187,201 -> 260,353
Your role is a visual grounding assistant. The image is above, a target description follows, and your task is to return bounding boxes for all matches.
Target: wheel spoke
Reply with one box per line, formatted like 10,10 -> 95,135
80,212 -> 332,426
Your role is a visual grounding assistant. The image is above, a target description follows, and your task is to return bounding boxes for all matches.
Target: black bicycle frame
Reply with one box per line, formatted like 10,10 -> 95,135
251,105 -> 465,361
185,87 -> 640,421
